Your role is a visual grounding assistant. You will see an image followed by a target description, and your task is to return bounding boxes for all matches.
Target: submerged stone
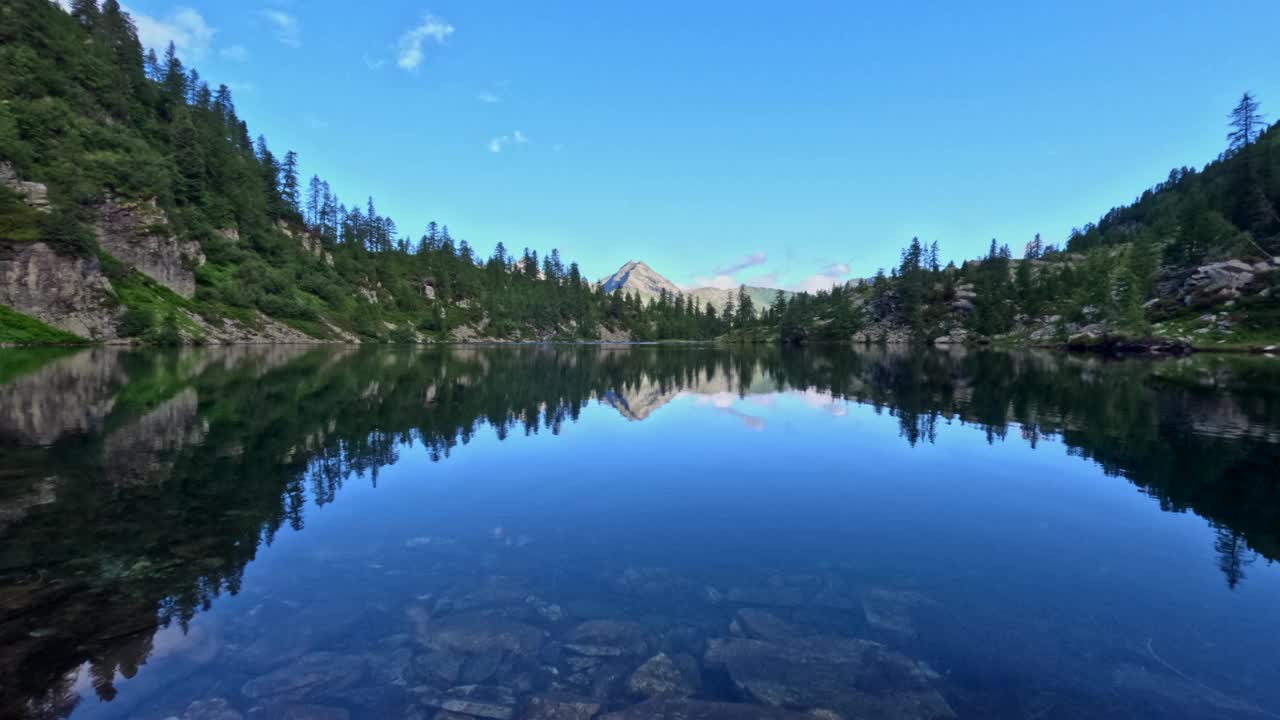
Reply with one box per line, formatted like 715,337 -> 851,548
168,697 -> 243,720
587,662 -> 632,700
240,652 -> 368,701
524,693 -> 604,720
614,566 -> 696,600
1112,662 -> 1275,717
625,653 -> 701,699
730,609 -> 801,642
725,573 -> 858,610
371,646 -> 416,687
704,636 -> 954,720
861,588 -> 937,638
416,613 -> 544,658
414,649 -> 465,687
599,699 -> 823,719
459,647 -> 506,684
245,704 -> 350,720
413,684 -> 518,720
564,620 -> 650,658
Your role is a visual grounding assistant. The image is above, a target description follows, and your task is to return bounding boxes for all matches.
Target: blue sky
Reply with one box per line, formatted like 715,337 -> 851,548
109,1 -> 1279,291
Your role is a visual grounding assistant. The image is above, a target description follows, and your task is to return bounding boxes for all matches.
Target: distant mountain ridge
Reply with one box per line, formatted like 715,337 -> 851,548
599,261 -> 683,298
598,260 -> 791,313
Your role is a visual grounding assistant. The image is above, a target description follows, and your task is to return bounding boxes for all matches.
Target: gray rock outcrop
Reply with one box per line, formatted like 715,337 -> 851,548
0,242 -> 118,339
94,195 -> 204,298
0,162 -> 50,211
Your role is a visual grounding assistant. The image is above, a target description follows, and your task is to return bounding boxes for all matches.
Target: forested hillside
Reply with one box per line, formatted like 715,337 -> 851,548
733,96 -> 1280,350
0,0 -> 747,344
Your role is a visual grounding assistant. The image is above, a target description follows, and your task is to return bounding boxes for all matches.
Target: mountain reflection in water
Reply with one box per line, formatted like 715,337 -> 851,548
1,344 -> 1278,720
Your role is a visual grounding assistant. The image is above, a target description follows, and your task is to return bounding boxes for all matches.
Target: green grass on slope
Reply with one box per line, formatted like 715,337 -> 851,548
0,304 -> 85,345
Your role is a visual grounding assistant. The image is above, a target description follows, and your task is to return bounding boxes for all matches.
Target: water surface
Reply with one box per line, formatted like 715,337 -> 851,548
1,345 -> 1278,720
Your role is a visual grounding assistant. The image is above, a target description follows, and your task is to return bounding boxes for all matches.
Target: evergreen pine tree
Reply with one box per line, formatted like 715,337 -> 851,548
1228,93 -> 1266,151
170,106 -> 205,205
70,0 -> 100,29
280,151 -> 300,215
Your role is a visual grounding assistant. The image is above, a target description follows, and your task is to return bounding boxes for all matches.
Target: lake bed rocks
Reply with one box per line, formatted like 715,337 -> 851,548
240,652 -> 368,702
624,653 -> 700,699
598,699 -> 824,720
245,704 -> 351,720
729,608 -> 801,642
151,555 -> 960,720
416,613 -> 545,658
564,620 -> 651,658
524,693 -> 604,720
167,697 -> 243,720
413,684 -> 519,719
860,588 -> 938,638
705,634 -> 954,720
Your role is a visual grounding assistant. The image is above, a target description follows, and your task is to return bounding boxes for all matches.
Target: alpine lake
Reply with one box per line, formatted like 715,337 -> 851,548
1,344 -> 1279,720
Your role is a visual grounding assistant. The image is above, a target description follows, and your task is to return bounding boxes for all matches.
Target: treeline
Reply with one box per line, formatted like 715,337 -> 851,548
0,0 -> 751,343
749,94 -> 1279,345
1068,93 -> 1279,265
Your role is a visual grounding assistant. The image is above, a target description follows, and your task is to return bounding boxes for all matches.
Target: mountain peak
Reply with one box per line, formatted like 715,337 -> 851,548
598,260 -> 683,298
597,259 -> 793,315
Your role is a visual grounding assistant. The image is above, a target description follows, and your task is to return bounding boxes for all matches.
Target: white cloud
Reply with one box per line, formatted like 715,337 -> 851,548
261,10 -> 301,48
397,14 -> 455,71
363,54 -> 388,70
220,44 -> 248,62
488,130 -> 529,153
693,252 -> 772,288
792,262 -> 852,293
714,251 -> 768,276
304,114 -> 329,130
692,274 -> 739,290
132,6 -> 216,59
477,91 -> 502,104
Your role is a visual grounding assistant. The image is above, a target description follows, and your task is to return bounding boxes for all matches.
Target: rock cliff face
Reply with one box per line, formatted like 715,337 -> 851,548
0,163 -> 50,211
94,195 -> 205,299
276,220 -> 334,267
1,165 -> 120,339
0,242 -> 119,340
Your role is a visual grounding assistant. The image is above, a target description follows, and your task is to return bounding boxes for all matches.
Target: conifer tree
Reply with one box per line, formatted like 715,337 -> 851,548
1228,93 -> 1265,151
280,151 -> 300,215
170,106 -> 205,205
70,0 -> 100,29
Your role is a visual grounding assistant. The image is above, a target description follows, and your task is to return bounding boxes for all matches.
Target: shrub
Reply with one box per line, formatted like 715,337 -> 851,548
119,306 -> 154,337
